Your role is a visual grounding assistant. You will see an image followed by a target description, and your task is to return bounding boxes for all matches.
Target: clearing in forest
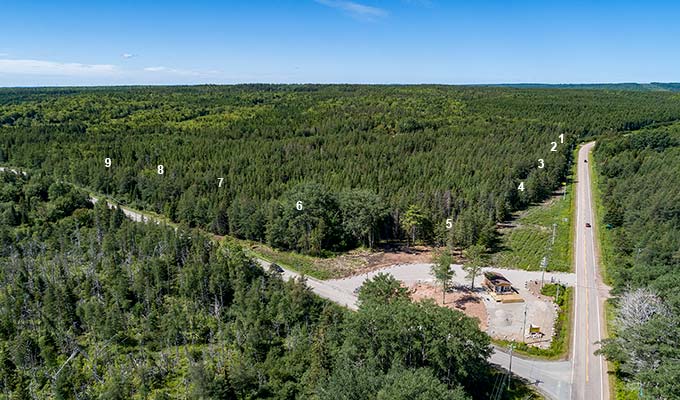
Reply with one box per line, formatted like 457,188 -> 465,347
493,183 -> 574,272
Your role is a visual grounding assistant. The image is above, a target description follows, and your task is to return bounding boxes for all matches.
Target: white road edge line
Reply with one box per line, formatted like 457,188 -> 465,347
570,148 -> 582,400
585,148 -> 605,400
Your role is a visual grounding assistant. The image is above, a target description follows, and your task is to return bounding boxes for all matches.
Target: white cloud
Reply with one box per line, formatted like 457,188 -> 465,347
121,53 -> 135,59
315,0 -> 388,21
0,59 -> 118,76
144,66 -> 216,76
144,66 -> 168,72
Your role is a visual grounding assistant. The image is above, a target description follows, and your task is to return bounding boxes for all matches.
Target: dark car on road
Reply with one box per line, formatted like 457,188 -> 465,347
269,263 -> 284,274
585,222 -> 591,228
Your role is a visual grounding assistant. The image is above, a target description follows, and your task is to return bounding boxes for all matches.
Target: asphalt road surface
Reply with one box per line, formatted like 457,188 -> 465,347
491,348 -> 572,399
571,141 -> 610,400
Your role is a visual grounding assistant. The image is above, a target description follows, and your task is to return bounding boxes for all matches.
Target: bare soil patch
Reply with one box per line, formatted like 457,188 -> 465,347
409,283 -> 488,331
307,244 -> 461,278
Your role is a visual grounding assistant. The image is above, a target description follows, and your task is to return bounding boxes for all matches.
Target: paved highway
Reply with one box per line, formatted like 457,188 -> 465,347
571,141 -> 610,399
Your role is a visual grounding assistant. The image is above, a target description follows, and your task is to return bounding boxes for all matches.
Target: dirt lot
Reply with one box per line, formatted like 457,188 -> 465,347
409,283 -> 488,331
484,283 -> 558,348
332,244 -> 468,277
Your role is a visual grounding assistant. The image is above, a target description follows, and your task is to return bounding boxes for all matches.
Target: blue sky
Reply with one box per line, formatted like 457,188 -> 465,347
1,0 -> 679,86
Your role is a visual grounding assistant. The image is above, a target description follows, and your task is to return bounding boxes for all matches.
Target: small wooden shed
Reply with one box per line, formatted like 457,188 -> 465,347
484,272 -> 513,294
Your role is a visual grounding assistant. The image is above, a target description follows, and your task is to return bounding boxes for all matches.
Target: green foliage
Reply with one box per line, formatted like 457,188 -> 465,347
375,368 -> 468,400
265,182 -> 344,255
401,204 -> 429,246
338,299 -> 492,397
338,189 -> 388,249
594,124 -> 680,399
462,244 -> 488,289
0,174 -> 495,398
541,283 -> 567,307
431,250 -> 454,303
6,85 -> 663,254
357,273 -> 410,306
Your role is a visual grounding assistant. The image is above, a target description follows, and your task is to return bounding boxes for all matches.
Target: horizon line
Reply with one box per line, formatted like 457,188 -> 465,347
0,81 -> 678,89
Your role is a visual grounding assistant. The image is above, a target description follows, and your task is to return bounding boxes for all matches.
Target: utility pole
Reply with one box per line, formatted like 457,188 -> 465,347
521,303 -> 528,339
507,343 -> 515,393
540,256 -> 548,289
551,223 -> 557,245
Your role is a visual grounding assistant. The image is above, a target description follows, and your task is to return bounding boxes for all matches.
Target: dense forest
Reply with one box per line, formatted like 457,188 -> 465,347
0,170 -> 510,399
3,85 -> 680,398
594,123 -> 680,399
3,85 -> 680,255
497,82 -> 680,92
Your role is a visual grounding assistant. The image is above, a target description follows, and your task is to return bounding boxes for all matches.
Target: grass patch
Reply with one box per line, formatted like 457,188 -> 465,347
494,285 -> 573,360
493,153 -> 576,272
488,367 -> 544,400
613,378 -> 638,400
589,153 -> 615,285
238,239 -> 335,280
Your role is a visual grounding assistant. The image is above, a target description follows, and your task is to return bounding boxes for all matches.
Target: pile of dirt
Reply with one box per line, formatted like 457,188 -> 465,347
409,283 -> 488,331
526,280 -> 557,302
